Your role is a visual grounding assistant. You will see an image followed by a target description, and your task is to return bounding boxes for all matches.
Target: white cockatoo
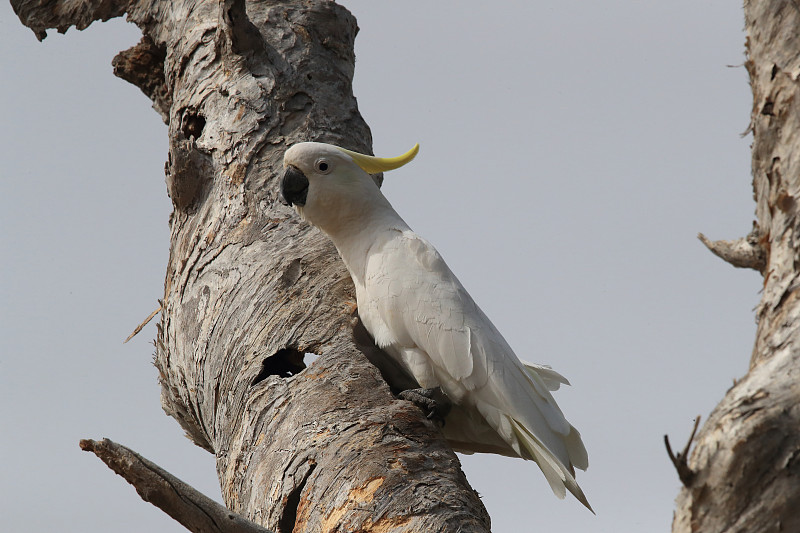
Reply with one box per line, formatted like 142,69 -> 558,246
280,141 -> 591,510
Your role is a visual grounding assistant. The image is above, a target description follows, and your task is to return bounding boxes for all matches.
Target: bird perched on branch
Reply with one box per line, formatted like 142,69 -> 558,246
280,141 -> 591,510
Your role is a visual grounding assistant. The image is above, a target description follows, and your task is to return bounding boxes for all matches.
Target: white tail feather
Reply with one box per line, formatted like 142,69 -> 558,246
473,399 -> 592,511
510,418 -> 593,512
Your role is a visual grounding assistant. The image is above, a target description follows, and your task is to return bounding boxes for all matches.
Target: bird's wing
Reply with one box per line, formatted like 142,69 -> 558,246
364,231 -> 590,509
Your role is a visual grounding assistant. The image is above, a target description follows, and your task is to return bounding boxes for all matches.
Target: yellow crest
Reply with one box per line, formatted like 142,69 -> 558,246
337,144 -> 419,174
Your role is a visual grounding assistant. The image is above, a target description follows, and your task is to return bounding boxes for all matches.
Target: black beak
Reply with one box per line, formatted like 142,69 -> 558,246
280,165 -> 309,206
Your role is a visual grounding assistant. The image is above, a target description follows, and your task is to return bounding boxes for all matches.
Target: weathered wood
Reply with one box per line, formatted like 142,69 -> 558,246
11,0 -> 127,40
80,438 -> 274,533
13,1 -> 491,531
664,416 -> 700,487
697,229 -> 766,273
674,2 -> 800,531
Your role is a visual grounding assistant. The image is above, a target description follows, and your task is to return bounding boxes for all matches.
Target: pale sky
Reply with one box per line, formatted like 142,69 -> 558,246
2,2 -> 760,532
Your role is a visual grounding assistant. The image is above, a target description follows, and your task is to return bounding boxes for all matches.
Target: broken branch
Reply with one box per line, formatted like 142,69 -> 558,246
80,438 -> 273,533
124,305 -> 162,344
698,232 -> 766,272
664,416 -> 701,487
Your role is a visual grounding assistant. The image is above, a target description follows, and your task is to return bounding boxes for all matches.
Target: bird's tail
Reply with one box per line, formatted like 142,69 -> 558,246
475,397 -> 592,512
509,417 -> 593,512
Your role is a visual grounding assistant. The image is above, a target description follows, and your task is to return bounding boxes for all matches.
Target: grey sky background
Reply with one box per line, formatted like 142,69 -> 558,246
2,1 -> 759,531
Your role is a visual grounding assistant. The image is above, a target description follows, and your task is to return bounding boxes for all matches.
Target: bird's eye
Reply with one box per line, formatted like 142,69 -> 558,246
315,159 -> 331,174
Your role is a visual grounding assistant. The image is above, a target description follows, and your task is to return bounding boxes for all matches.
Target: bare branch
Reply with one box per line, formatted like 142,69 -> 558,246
113,36 -> 171,124
10,0 -> 128,41
79,438 -> 273,533
697,231 -> 766,272
664,416 -> 701,487
124,304 -> 162,344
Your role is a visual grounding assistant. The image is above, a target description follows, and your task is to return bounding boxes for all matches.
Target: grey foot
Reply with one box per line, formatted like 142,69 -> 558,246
398,387 -> 452,426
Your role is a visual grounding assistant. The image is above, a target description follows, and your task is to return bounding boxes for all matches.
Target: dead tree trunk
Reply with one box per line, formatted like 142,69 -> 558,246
672,2 -> 800,531
12,1 -> 491,531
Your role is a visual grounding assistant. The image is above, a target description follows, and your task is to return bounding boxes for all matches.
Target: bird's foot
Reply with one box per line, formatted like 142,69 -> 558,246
398,387 -> 452,427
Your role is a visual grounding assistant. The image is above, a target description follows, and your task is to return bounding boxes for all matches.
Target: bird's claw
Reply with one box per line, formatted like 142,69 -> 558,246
398,387 -> 452,427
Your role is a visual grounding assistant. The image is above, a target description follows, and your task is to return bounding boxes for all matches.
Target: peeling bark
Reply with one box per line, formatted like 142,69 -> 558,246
674,2 -> 800,531
12,1 -> 491,531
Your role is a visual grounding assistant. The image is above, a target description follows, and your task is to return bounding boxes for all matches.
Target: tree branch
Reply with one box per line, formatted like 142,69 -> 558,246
124,304 -> 162,344
10,0 -> 128,41
112,35 -> 171,124
697,230 -> 766,272
664,416 -> 700,487
80,438 -> 273,533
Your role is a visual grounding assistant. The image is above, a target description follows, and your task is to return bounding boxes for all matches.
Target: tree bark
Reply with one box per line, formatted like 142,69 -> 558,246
672,2 -> 800,531
79,438 -> 275,533
12,1 -> 491,531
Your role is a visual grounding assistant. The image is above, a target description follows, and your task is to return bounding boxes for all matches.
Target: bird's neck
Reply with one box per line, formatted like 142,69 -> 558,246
320,193 -> 409,289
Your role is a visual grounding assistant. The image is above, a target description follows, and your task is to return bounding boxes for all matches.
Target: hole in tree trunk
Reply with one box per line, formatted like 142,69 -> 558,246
252,348 -> 316,385
181,110 -> 206,139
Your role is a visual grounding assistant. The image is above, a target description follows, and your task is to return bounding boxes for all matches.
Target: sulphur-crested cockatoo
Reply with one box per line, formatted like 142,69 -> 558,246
280,141 -> 590,510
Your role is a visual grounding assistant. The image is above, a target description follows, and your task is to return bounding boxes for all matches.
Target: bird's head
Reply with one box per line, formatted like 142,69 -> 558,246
280,141 -> 418,232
